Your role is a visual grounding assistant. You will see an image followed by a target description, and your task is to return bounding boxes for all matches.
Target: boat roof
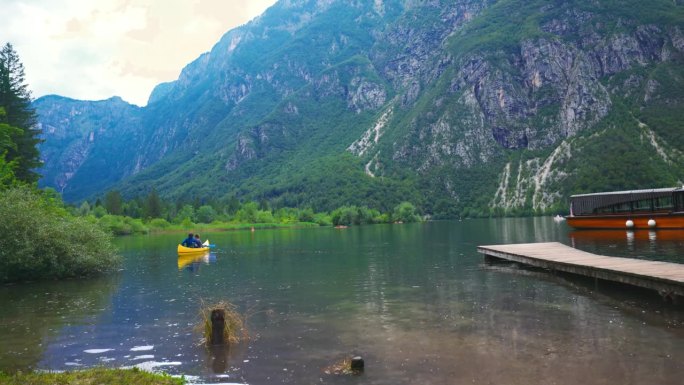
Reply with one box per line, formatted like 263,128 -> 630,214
570,187 -> 682,199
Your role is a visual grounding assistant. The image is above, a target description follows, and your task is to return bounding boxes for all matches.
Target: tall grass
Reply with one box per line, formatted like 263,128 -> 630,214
0,368 -> 183,384
0,186 -> 121,283
197,301 -> 249,347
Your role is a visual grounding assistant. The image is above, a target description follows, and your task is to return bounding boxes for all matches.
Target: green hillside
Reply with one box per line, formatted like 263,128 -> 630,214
35,0 -> 684,216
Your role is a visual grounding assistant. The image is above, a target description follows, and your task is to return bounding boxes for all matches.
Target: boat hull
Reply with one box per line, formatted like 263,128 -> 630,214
177,244 -> 210,254
566,212 -> 684,229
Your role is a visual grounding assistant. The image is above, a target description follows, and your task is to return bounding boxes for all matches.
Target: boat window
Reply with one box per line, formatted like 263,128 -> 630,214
633,198 -> 653,212
613,202 -> 632,213
675,193 -> 684,211
595,205 -> 615,214
654,196 -> 674,211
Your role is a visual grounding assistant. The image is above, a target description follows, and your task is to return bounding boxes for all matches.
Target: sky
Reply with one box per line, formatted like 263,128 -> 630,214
1,0 -> 277,106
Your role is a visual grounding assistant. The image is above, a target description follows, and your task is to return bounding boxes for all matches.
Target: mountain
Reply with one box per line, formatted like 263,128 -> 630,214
34,0 -> 684,217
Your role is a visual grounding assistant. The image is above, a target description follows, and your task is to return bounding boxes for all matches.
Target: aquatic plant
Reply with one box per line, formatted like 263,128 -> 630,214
198,300 -> 249,347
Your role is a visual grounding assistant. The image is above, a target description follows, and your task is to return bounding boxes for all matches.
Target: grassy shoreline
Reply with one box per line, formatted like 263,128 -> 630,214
150,221 -> 321,234
0,368 -> 184,385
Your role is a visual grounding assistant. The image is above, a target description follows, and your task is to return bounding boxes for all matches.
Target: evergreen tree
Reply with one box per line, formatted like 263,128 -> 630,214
0,43 -> 42,183
0,107 -> 20,187
104,190 -> 123,215
144,188 -> 163,218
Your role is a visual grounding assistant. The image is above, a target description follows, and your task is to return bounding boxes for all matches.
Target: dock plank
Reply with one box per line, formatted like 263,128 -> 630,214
477,242 -> 684,297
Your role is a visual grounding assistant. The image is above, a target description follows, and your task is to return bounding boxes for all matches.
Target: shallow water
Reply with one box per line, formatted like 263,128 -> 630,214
1,218 -> 682,384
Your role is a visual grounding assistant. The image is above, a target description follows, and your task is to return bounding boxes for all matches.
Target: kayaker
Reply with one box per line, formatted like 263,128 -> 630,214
181,233 -> 196,247
194,234 -> 203,247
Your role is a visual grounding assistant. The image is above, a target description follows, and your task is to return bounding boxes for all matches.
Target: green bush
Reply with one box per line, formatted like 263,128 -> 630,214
0,186 -> 121,283
314,213 -> 332,226
298,208 -> 315,223
96,215 -> 148,235
196,205 -> 217,223
392,202 -> 421,223
255,210 -> 275,223
148,218 -> 171,229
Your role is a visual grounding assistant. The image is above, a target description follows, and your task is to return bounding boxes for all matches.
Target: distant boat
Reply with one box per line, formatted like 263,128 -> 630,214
566,187 -> 684,229
553,215 -> 566,222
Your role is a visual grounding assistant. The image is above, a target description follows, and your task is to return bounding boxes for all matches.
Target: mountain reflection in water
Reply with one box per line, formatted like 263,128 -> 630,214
0,219 -> 681,384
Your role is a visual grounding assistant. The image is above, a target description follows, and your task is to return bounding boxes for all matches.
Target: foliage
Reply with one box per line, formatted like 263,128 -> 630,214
143,188 -> 162,219
96,214 -> 148,235
0,368 -> 184,385
331,205 -> 381,226
104,190 -> 123,215
392,202 -> 421,223
195,205 -> 217,223
174,204 -> 195,224
35,1 -> 684,218
148,217 -> 171,229
0,186 -> 121,283
0,43 -> 41,183
0,107 -> 20,188
235,202 -> 258,223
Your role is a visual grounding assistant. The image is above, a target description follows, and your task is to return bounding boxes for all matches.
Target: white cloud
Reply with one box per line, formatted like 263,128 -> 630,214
0,0 -> 277,106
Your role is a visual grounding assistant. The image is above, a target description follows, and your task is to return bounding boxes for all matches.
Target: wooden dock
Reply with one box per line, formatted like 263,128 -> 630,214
477,242 -> 684,299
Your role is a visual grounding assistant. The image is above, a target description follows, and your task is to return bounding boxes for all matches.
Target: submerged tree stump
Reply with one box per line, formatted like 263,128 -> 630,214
210,309 -> 226,345
351,356 -> 364,372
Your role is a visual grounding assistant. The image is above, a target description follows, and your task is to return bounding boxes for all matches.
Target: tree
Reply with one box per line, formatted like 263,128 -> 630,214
104,190 -> 123,215
143,188 -> 163,218
196,205 -> 217,223
393,202 -> 420,223
236,202 -> 258,223
224,195 -> 240,215
0,107 -> 20,188
174,204 -> 195,224
0,43 -> 42,183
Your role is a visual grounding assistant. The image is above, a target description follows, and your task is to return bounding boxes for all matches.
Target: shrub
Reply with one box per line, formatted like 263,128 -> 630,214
0,186 -> 121,283
392,202 -> 421,223
255,210 -> 275,223
196,205 -> 217,224
298,208 -> 315,223
148,218 -> 171,229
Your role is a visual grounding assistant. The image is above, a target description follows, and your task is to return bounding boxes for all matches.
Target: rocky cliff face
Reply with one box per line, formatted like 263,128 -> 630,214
35,96 -> 143,197
35,0 -> 684,215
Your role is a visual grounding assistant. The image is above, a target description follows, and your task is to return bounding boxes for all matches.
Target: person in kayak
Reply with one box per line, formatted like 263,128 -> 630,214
181,233 -> 197,247
194,233 -> 203,247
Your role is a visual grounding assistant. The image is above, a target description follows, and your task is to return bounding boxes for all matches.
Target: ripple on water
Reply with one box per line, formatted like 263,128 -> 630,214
83,349 -> 113,354
130,345 -> 154,351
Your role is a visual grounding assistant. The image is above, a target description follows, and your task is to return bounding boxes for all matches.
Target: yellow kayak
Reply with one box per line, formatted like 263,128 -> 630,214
177,239 -> 210,254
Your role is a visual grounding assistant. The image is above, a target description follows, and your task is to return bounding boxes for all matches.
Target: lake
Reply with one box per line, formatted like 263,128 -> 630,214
1,218 -> 682,384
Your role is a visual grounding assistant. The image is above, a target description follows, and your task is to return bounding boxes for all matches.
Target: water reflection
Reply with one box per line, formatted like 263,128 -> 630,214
0,277 -> 119,371
569,229 -> 684,262
0,220 -> 681,384
177,252 -> 216,271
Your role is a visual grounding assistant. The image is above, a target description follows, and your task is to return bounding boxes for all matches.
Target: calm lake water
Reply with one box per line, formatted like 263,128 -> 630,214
1,218 -> 683,384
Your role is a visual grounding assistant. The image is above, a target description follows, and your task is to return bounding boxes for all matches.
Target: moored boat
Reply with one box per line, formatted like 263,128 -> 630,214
566,187 -> 684,229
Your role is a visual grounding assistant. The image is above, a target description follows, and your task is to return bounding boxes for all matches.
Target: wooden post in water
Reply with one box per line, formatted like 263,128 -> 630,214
211,308 -> 226,345
351,356 -> 364,372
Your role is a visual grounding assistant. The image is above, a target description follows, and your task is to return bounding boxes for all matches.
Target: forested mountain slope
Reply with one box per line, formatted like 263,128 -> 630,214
35,0 -> 684,216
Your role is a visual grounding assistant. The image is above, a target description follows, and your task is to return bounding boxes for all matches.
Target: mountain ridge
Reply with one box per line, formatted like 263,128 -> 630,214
34,0 -> 684,216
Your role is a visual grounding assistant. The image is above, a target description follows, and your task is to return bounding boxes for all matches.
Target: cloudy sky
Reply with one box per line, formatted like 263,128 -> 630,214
1,0 -> 277,106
